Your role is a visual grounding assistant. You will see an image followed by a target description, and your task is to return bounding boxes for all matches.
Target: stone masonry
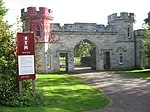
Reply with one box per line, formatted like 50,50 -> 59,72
21,7 -> 141,73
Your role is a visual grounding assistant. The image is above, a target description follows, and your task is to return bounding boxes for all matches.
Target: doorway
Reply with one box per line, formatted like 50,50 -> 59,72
74,39 -> 96,71
104,52 -> 110,70
59,53 -> 68,72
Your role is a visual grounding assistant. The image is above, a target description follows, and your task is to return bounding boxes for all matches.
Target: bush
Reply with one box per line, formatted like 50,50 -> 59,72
0,1 -> 42,107
0,90 -> 44,107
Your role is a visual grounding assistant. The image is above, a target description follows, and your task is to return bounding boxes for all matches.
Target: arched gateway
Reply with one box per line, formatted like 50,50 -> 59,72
21,7 -> 141,73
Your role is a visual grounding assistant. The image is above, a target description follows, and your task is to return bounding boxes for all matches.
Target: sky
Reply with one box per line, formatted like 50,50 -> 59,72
3,0 -> 150,30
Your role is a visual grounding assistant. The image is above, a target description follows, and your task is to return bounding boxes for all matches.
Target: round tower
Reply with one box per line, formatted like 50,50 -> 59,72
21,7 -> 53,42
21,7 -> 53,73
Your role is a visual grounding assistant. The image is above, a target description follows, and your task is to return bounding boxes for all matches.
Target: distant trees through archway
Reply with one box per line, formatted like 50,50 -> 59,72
74,39 -> 96,71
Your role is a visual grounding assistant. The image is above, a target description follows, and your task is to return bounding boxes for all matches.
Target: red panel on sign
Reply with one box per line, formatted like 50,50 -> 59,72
17,33 -> 35,55
18,74 -> 36,81
17,33 -> 35,80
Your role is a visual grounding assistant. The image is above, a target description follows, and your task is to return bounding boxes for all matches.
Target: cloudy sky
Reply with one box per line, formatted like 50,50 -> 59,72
3,0 -> 150,30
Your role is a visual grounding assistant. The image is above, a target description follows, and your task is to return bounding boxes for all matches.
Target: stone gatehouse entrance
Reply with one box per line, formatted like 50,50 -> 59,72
48,29 -> 107,73
45,20 -> 137,73
21,7 -> 140,73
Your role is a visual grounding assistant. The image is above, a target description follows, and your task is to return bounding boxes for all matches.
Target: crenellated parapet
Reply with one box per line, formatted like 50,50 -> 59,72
51,23 -> 116,32
21,7 -> 53,20
21,7 -> 53,36
108,12 -> 135,23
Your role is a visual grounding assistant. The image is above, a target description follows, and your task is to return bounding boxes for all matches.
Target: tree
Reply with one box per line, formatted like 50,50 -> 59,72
0,1 -> 44,107
0,0 -> 34,107
143,12 -> 150,68
142,28 -> 150,68
0,0 -> 18,104
0,0 -> 7,18
74,40 -> 96,68
74,40 -> 93,57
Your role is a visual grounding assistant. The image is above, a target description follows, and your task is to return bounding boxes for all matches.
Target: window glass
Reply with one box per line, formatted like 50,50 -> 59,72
119,53 -> 123,64
127,27 -> 131,38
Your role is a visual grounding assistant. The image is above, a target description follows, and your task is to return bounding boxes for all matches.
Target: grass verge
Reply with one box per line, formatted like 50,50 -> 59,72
0,74 -> 109,112
116,69 -> 150,80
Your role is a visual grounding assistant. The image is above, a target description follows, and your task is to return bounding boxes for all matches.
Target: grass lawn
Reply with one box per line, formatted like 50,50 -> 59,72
116,69 -> 150,80
0,74 -> 109,112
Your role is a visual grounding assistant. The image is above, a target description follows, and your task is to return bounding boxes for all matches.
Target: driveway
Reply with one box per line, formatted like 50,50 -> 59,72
77,71 -> 150,112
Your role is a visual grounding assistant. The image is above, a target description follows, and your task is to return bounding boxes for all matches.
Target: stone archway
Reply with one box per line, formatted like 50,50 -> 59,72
49,32 -> 105,73
74,39 -> 97,71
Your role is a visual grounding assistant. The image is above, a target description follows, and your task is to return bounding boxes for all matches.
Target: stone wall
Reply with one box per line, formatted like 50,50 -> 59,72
134,29 -> 143,69
21,7 -> 141,73
51,23 -> 116,32
46,12 -> 137,72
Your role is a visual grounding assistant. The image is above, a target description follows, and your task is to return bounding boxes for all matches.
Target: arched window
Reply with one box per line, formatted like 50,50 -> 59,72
127,26 -> 132,38
116,47 -> 126,65
36,24 -> 41,36
119,53 -> 123,64
127,27 -> 130,37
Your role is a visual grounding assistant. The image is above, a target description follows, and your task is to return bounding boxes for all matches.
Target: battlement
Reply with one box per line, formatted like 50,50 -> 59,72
21,7 -> 52,18
108,12 -> 134,23
51,23 -> 116,33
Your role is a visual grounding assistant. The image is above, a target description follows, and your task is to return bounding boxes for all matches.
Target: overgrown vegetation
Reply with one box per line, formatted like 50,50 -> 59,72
0,0 -> 43,107
1,74 -> 110,112
142,13 -> 150,68
0,0 -> 18,106
1,90 -> 44,107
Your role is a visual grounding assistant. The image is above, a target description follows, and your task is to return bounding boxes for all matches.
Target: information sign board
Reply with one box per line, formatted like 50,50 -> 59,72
17,33 -> 35,80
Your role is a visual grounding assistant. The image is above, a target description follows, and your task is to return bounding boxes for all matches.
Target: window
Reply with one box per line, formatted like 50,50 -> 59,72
119,53 -> 123,64
127,27 -> 130,37
47,54 -> 50,68
36,24 -> 41,36
116,47 -> 125,65
127,27 -> 131,38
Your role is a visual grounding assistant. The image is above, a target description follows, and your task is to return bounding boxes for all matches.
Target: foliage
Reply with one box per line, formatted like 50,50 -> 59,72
74,57 -> 81,66
74,40 -> 96,68
0,0 -> 40,107
142,22 -> 150,68
116,69 -> 150,80
0,90 -> 44,107
0,0 -> 7,18
143,27 -> 150,57
143,12 -> 150,68
0,19 -> 20,105
144,12 -> 150,26
0,0 -> 18,105
74,40 -> 93,57
0,74 -> 110,112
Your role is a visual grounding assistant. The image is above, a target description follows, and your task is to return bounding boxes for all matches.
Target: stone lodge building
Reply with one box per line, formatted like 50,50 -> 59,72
21,7 -> 141,73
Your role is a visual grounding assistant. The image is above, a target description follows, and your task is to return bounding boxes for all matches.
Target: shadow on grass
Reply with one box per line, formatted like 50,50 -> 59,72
0,73 -> 110,112
35,74 -> 109,112
36,75 -> 81,87
41,88 -> 109,112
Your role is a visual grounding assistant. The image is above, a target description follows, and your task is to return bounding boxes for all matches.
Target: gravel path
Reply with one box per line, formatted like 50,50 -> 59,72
77,71 -> 150,112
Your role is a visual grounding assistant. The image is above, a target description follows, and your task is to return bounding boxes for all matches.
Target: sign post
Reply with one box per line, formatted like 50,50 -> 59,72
17,33 -> 35,96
